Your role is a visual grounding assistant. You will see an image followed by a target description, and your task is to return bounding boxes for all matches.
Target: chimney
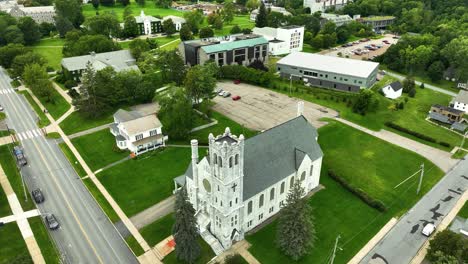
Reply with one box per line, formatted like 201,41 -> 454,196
191,139 -> 199,163
297,101 -> 304,117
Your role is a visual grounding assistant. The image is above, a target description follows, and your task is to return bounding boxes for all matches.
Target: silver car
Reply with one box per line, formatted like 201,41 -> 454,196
45,214 -> 59,230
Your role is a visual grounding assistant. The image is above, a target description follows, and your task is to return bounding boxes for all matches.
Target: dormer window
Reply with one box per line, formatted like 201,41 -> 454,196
135,134 -> 143,140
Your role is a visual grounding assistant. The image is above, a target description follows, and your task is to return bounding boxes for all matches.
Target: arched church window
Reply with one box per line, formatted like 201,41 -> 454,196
290,177 -> 294,188
247,201 -> 252,214
259,194 -> 264,208
218,157 -> 222,167
310,165 -> 314,176
213,153 -> 217,164
301,171 -> 306,181
229,157 -> 233,168
280,182 -> 285,194
235,154 -> 239,165
270,188 -> 275,200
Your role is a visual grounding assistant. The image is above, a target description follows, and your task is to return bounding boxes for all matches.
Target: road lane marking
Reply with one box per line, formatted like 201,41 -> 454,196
1,84 -> 104,264
18,132 -> 24,141
32,130 -> 39,137
26,131 -> 33,139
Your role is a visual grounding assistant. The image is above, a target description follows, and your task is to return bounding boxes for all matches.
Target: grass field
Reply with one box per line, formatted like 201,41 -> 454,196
210,15 -> 255,36
71,129 -> 129,171
19,91 -> 51,127
29,216 -> 60,264
0,186 -> 11,217
163,237 -> 215,264
59,111 -> 113,135
32,38 -> 65,71
246,121 -> 445,263
0,145 -> 35,211
125,235 -> 145,256
31,86 -> 71,121
82,2 -> 184,22
58,143 -> 87,177
457,201 -> 468,219
82,178 -> 120,223
140,213 -> 175,247
97,147 -> 199,216
0,222 -> 32,264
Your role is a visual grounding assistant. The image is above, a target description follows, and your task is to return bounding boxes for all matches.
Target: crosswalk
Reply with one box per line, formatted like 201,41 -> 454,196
0,88 -> 15,94
13,128 -> 44,142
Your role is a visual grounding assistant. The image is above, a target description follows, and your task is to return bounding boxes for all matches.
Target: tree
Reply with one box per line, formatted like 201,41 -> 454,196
276,180 -> 315,260
427,61 -> 445,82
123,6 -> 132,19
85,13 -> 121,37
427,230 -> 467,263
156,0 -> 172,8
420,83 -> 425,89
55,15 -> 74,37
157,86 -> 193,138
199,27 -> 214,38
408,88 -> 416,97
402,76 -> 415,93
172,187 -> 200,262
224,254 -> 245,264
184,9 -> 204,34
23,63 -> 53,101
155,50 -> 186,85
267,11 -> 285,28
255,2 -> 267,27
119,0 -> 129,6
136,0 -> 145,6
162,18 -> 176,36
129,38 -> 150,60
336,26 -> 350,43
184,64 -> 216,104
310,34 -> 324,49
39,22 -> 56,37
17,17 -> 41,45
431,251 -> 458,264
63,34 -> 121,57
123,16 -> 139,38
179,24 -> 193,41
54,0 -> 84,28
3,25 -> 24,44
222,0 -> 235,24
100,0 -> 116,6
92,0 -> 99,9
230,25 -> 241,34
245,0 -> 259,11
11,52 -> 46,77
207,13 -> 223,29
352,89 -> 379,115
0,44 -> 27,68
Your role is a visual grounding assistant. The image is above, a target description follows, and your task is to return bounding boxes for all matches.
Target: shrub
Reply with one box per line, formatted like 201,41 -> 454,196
224,254 -> 246,264
64,79 -> 77,89
420,83 -> 425,89
328,170 -> 387,212
408,88 -> 416,97
427,230 -> 468,263
439,142 -> 451,148
385,122 -> 437,143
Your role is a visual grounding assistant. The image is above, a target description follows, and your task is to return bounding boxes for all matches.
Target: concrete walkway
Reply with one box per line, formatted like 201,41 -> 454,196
208,240 -> 260,264
335,118 -> 457,172
0,209 -> 40,224
0,134 -> 14,146
56,105 -> 75,124
51,81 -> 73,104
386,71 -> 457,97
0,164 -> 46,264
68,123 -> 112,139
130,195 -> 175,229
94,156 -> 131,174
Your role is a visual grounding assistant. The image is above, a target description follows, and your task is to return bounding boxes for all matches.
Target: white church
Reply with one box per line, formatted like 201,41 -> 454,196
174,103 -> 323,254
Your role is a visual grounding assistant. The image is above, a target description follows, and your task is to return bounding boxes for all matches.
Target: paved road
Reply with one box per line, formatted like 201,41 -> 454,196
385,71 -> 457,97
0,68 -> 138,264
360,158 -> 468,264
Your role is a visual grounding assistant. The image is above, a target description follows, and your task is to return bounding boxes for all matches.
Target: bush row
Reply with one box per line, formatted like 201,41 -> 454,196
385,122 -> 451,148
328,170 -> 388,212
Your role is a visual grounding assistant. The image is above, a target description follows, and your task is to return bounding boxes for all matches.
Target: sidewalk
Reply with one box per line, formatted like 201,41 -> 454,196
0,134 -> 14,146
208,240 -> 260,264
68,123 -> 112,139
335,118 -> 457,172
130,195 -> 175,229
0,164 -> 46,264
51,81 -> 73,104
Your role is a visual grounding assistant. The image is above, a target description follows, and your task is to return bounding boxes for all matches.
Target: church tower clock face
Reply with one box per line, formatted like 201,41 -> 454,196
203,179 -> 211,193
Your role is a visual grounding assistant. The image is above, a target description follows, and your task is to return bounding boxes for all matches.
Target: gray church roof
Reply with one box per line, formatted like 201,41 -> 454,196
183,116 -> 323,201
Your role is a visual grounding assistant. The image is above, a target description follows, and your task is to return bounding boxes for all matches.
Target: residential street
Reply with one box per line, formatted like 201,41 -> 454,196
360,158 -> 468,264
0,68 -> 138,263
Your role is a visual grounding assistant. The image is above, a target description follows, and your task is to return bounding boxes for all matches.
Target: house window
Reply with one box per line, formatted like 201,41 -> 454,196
230,201 -> 232,207
269,206 -> 274,213
135,134 -> 143,140
301,171 -> 306,181
259,194 -> 264,208
270,188 -> 275,200
310,165 -> 314,176
150,129 -> 158,136
290,177 -> 294,188
213,153 -> 217,164
235,154 -> 239,165
248,201 -> 252,214
235,198 -> 238,204
258,213 -> 263,220
218,157 -> 222,167
229,157 -> 233,168
247,220 -> 252,227
280,182 -> 285,194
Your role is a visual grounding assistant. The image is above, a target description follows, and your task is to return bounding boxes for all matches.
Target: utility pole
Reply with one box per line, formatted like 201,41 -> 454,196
416,163 -> 425,195
330,234 -> 341,264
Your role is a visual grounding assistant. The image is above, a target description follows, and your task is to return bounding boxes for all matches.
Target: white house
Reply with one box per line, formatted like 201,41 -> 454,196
135,10 -> 163,35
381,81 -> 403,99
163,15 -> 186,31
174,102 -> 323,255
304,0 -> 349,13
252,26 -> 304,55
451,90 -> 468,114
110,109 -> 167,155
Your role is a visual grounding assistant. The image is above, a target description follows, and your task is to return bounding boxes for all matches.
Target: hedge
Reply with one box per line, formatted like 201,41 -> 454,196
328,170 -> 388,212
385,122 -> 451,148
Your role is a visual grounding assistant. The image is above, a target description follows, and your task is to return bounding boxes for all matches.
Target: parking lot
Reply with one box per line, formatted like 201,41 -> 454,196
213,81 -> 338,131
319,34 -> 399,60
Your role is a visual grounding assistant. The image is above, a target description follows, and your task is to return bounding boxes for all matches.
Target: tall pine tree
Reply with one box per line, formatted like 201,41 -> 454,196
276,179 -> 315,260
172,187 -> 201,263
255,2 -> 267,28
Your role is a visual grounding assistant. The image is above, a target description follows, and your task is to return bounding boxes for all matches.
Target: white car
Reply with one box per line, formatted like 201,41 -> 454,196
422,223 -> 436,237
0,105 -> 3,111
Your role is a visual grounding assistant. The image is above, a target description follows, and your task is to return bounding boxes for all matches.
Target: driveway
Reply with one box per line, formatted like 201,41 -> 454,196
213,81 -> 338,131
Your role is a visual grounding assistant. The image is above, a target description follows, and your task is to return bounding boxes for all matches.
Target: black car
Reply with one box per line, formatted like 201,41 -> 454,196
45,214 -> 59,230
31,189 -> 44,204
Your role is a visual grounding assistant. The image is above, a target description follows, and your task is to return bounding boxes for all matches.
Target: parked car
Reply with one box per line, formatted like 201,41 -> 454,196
232,95 -> 241,101
353,41 -> 360,44
222,91 -> 231,98
215,88 -> 223,94
45,214 -> 59,230
421,223 -> 435,237
233,79 -> 241,84
13,146 -> 27,166
359,39 -> 366,42
0,105 -> 3,111
32,189 -> 44,204
364,45 -> 372,49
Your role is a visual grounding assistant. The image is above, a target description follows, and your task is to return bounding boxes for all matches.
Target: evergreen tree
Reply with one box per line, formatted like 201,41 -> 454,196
255,2 -> 267,28
92,0 -> 99,9
276,180 -> 315,260
17,17 -> 41,45
179,24 -> 193,41
162,18 -> 176,36
172,187 -> 201,262
123,15 -> 139,38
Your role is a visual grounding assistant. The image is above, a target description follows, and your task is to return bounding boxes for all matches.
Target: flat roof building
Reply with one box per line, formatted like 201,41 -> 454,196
277,52 -> 379,92
179,34 -> 269,67
252,26 -> 304,55
320,13 -> 353,27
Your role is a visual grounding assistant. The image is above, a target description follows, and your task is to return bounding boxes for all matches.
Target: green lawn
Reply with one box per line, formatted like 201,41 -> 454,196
31,38 -> 65,71
0,222 -> 32,264
82,178 -> 120,223
0,130 -> 11,137
59,111 -> 113,135
19,91 -> 51,127
0,186 -> 12,217
29,216 -> 60,264
97,147 -> 198,216
0,145 -> 35,211
163,237 -> 215,264
0,112 -> 5,120
58,143 -> 87,177
82,2 -> 184,22
45,132 -> 61,139
71,129 -> 129,171
211,15 -> 255,36
31,86 -> 70,121
160,39 -> 181,51
452,149 -> 468,159
125,235 -> 145,257
457,201 -> 468,219
140,213 -> 175,247
120,35 -> 179,49
246,121 -> 445,263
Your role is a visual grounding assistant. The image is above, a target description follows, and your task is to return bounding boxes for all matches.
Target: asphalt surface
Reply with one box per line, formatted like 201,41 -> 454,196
0,68 -> 138,264
360,158 -> 468,264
